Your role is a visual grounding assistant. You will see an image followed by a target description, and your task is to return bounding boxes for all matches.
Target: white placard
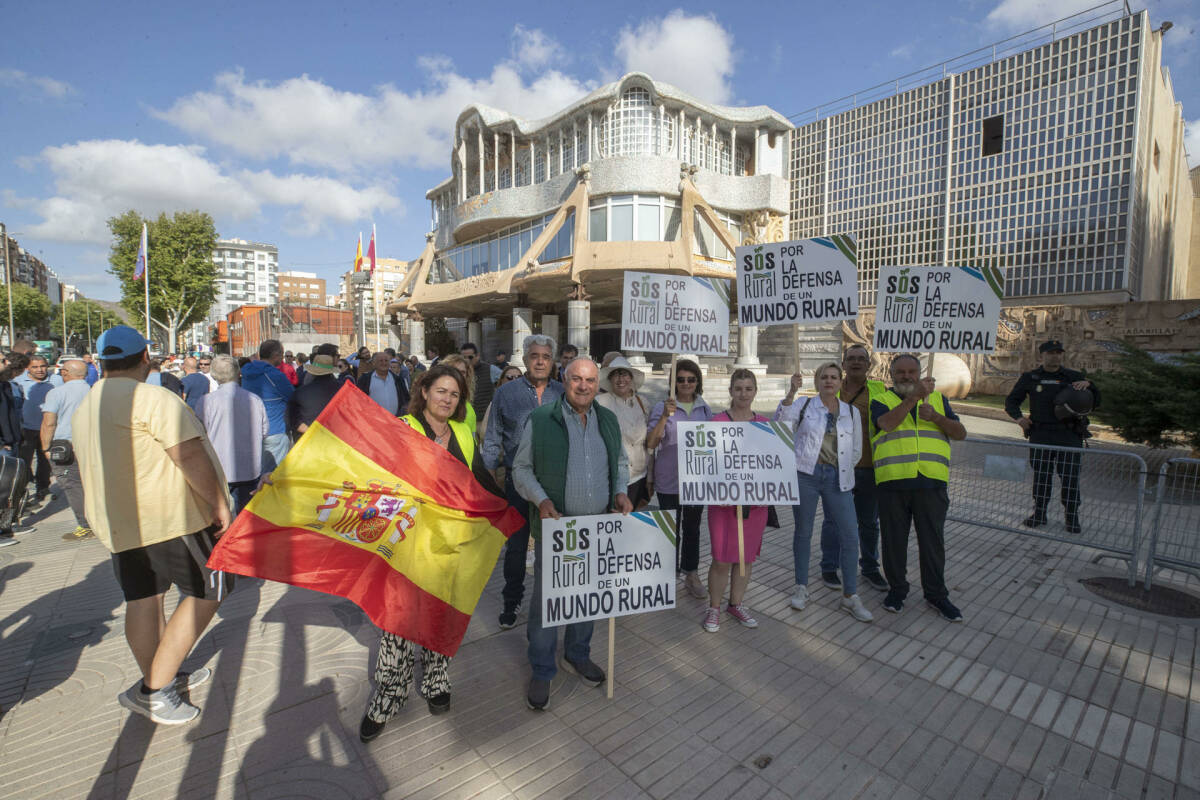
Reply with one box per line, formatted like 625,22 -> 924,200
676,421 -> 800,506
735,236 -> 859,327
620,271 -> 730,357
540,512 -> 677,628
873,265 -> 1005,353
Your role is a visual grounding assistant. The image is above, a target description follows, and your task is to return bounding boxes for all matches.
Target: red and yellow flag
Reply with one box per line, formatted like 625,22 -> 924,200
207,383 -> 522,656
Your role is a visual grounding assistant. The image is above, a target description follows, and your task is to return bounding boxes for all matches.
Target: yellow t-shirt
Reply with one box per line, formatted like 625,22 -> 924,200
72,377 -> 228,553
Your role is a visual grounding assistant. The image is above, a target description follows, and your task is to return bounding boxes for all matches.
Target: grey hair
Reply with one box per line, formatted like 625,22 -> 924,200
563,355 -> 598,379
522,334 -> 557,357
210,355 -> 240,384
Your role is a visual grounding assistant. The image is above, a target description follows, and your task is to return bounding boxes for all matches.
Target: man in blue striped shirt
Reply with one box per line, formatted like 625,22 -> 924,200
481,334 -> 564,629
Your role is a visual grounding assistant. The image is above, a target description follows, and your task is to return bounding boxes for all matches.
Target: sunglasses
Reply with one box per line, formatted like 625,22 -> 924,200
675,376 -> 697,384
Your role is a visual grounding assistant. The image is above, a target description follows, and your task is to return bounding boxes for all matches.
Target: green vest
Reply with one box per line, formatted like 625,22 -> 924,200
870,390 -> 951,484
401,413 -> 475,465
528,398 -> 623,540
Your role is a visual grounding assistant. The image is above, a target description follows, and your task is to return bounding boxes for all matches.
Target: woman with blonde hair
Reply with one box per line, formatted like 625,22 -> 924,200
439,353 -> 478,433
775,362 -> 872,623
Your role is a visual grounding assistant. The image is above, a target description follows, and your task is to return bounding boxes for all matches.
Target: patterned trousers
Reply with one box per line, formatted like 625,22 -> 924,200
365,632 -> 452,723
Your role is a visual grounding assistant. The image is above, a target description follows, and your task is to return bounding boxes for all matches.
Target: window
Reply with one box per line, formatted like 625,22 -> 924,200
982,115 -> 1004,156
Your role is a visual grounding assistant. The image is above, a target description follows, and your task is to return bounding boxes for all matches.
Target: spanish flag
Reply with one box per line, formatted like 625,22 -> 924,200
353,232 -> 364,272
207,383 -> 523,656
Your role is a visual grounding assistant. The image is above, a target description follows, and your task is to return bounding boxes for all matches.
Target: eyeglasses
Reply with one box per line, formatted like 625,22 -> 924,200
675,376 -> 697,384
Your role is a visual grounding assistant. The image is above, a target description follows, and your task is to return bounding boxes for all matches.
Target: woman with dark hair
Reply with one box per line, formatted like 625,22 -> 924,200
646,358 -> 713,599
702,369 -> 768,632
359,364 -> 506,742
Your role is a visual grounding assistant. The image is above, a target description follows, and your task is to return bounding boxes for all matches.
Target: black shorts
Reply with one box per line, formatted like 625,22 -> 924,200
111,527 -> 234,602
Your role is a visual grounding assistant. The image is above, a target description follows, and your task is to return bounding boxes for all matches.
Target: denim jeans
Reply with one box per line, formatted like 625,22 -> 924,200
819,466 -> 881,575
527,537 -> 593,680
791,464 -> 860,594
501,472 -> 532,608
263,433 -> 292,472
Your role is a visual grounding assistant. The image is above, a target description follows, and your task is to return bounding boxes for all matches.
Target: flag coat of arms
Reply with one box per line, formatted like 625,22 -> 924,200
207,383 -> 523,656
133,222 -> 148,280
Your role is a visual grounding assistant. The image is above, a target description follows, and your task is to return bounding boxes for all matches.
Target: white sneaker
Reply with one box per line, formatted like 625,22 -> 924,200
841,594 -> 874,622
789,585 -> 808,610
118,681 -> 200,725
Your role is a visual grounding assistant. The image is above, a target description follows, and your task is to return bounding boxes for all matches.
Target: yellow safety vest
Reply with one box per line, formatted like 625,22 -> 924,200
401,413 -> 475,465
870,390 -> 951,484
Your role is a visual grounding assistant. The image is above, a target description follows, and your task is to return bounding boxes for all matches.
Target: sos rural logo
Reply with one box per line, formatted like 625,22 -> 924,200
741,245 -> 779,299
683,424 -> 718,477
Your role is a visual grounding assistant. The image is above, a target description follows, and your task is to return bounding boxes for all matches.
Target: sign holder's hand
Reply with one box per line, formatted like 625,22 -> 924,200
612,494 -> 633,514
538,499 -> 561,520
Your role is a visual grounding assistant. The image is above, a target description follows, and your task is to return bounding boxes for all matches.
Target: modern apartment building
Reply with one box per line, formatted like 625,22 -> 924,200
210,238 -> 278,320
342,258 -> 410,351
790,7 -> 1193,307
278,271 -> 326,304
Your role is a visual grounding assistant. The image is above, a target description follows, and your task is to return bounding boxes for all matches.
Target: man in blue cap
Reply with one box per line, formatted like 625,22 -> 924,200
1005,339 -> 1100,534
72,325 -> 233,725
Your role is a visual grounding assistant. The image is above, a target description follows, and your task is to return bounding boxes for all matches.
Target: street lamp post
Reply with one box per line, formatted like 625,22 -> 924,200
0,223 -> 17,348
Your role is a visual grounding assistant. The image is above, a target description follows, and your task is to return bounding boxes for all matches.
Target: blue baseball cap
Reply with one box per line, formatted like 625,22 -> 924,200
96,325 -> 151,359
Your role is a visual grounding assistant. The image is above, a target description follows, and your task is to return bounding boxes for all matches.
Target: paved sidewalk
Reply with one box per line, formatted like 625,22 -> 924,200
2,490 -> 1199,800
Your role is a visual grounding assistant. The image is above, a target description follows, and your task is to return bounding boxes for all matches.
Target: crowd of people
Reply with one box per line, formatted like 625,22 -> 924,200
4,323 -> 1099,743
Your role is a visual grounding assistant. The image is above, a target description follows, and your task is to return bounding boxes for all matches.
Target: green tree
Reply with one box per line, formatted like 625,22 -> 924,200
107,209 -> 220,353
50,299 -> 120,353
1091,342 -> 1200,450
0,282 -> 54,342
424,317 -> 457,358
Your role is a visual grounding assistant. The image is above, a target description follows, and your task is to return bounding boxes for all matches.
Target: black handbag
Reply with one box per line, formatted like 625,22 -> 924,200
48,439 -> 74,465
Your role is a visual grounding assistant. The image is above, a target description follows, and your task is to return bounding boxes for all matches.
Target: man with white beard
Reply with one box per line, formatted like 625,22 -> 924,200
869,354 -> 968,622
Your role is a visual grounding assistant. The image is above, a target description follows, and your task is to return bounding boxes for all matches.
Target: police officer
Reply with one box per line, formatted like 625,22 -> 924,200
1004,340 -> 1100,534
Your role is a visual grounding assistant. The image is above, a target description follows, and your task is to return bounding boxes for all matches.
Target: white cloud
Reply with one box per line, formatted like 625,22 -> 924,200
153,58 -> 593,173
1185,118 -> 1200,168
890,43 -> 915,59
615,10 -> 735,104
511,25 -> 567,71
25,139 -> 400,244
984,0 -> 1104,29
0,68 -> 74,99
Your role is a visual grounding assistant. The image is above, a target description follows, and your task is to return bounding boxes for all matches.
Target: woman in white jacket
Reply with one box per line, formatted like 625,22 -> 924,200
774,362 -> 873,622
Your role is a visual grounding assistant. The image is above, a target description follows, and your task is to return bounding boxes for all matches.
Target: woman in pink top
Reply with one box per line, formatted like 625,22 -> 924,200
702,369 -> 767,633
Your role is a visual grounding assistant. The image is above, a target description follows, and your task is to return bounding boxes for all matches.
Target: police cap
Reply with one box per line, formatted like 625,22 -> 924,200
1039,340 -> 1065,353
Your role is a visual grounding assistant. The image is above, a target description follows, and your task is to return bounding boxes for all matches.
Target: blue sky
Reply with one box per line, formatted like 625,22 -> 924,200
1,0 -> 1196,302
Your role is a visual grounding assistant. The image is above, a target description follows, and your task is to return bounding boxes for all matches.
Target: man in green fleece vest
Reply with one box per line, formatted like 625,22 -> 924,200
512,357 -> 632,711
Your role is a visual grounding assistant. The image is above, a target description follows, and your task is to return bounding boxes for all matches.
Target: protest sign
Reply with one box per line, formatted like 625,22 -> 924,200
735,235 -> 859,327
873,265 -> 1005,353
540,511 -> 677,628
675,421 -> 800,506
621,271 -> 730,357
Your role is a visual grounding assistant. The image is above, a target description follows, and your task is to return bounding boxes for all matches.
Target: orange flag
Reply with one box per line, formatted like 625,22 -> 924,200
207,383 -> 522,656
354,233 -> 364,272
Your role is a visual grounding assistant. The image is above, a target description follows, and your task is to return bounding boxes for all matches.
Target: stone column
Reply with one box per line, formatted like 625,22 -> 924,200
512,307 -> 532,365
625,350 -> 649,368
734,324 -> 767,375
540,313 -> 560,347
566,300 -> 590,357
408,316 -> 425,359
467,318 -> 482,346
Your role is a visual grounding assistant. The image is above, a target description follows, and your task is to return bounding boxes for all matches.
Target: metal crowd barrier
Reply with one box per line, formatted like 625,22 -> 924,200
946,437 -> 1148,586
1143,459 -> 1200,589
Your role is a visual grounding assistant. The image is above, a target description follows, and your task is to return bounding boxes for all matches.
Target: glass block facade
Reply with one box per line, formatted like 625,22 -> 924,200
791,13 -> 1154,305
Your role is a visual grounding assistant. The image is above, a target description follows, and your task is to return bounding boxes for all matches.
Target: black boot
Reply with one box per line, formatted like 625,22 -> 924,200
359,714 -> 385,742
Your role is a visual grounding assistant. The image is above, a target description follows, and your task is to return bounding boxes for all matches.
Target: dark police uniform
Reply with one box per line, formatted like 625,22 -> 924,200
1004,341 -> 1100,533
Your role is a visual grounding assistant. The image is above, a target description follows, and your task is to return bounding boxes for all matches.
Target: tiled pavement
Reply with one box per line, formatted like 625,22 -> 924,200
2,484 -> 1199,800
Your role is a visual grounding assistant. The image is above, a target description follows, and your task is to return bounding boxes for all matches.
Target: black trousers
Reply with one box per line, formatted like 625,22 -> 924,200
1029,438 -> 1082,520
878,486 -> 949,602
19,429 -> 50,495
501,472 -> 532,608
656,491 -> 703,573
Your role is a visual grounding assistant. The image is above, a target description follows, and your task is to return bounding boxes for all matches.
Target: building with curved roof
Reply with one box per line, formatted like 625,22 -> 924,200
386,72 -> 792,366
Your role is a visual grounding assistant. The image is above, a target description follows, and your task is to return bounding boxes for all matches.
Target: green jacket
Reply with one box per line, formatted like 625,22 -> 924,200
528,398 -> 623,540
